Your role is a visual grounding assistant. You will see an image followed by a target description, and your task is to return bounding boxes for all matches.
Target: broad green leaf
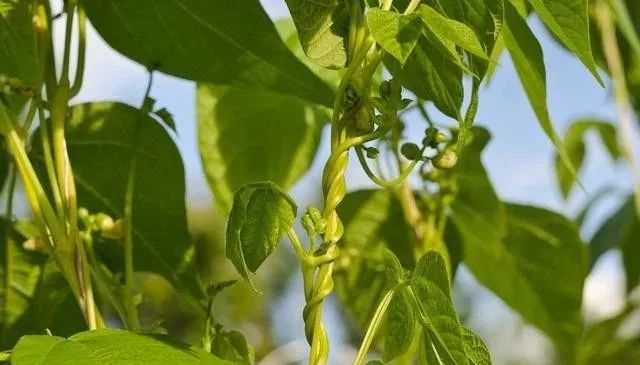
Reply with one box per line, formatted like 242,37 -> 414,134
333,190 -> 413,327
197,84 -> 326,214
383,285 -> 416,361
555,120 -> 619,199
0,219 -> 45,346
590,196 -> 640,292
33,103 -> 193,290
0,149 -> 8,191
11,329 -> 232,364
226,183 -> 296,291
453,203 -> 587,361
283,0 -> 349,69
411,251 -> 468,365
389,32 -> 464,119
84,0 -> 333,107
367,10 -> 423,65
449,128 -> 586,360
211,329 -> 254,365
462,327 -> 491,365
416,5 -> 489,59
527,0 -> 602,82
503,2 -> 576,177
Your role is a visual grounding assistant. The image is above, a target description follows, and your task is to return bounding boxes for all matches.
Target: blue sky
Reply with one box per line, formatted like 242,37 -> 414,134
57,1 -> 636,362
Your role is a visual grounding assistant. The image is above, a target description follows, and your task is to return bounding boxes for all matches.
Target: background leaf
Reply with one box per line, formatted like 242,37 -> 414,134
333,190 -> 414,328
197,84 -> 326,214
555,120 -> 619,199
462,327 -> 491,365
527,0 -> 601,82
590,196 -> 639,292
383,286 -> 416,361
84,0 -> 333,106
503,1 -> 576,177
450,127 -> 586,360
283,0 -> 349,69
34,102 -> 194,292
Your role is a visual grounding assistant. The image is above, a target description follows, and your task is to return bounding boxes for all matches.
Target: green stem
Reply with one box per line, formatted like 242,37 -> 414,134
353,288 -> 396,365
69,1 -> 86,97
596,0 -> 640,219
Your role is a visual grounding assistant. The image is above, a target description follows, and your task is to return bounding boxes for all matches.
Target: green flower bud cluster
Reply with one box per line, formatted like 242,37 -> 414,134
0,74 -> 35,97
78,207 -> 124,241
302,206 -> 326,237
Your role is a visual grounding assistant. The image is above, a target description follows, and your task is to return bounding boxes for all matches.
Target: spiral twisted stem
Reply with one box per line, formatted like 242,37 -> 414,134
302,132 -> 350,364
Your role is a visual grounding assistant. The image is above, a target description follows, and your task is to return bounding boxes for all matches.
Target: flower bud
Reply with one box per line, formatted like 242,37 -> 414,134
433,149 -> 458,169
400,143 -> 421,160
365,146 -> 379,159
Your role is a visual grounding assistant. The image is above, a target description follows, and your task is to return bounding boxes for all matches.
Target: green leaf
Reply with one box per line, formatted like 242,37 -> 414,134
411,251 -> 468,365
502,1 -> 576,178
3,260 -> 86,349
383,285 -> 416,361
10,329 -> 232,364
0,0 -> 37,85
462,327 -> 491,365
611,0 -> 640,59
225,183 -> 296,291
578,304 -> 640,365
367,10 -> 423,65
0,219 -> 45,346
33,103 -> 193,290
389,32 -> 463,119
84,0 -> 333,107
590,196 -> 640,292
197,84 -> 325,214
416,5 -> 489,59
449,127 -> 586,360
283,0 -> 349,69
333,190 -> 414,327
555,120 -> 618,199
211,329 -> 254,365
527,0 -> 602,83
426,0 -> 504,76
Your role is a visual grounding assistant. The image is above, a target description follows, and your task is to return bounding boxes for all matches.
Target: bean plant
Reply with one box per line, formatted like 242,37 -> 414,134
0,0 -> 638,364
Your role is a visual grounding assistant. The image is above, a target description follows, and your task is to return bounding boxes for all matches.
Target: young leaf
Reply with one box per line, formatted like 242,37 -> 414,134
283,0 -> 349,69
84,0 -> 334,107
389,32 -> 464,119
197,84 -> 326,214
555,120 -> 619,199
226,183 -> 296,291
590,196 -> 640,292
462,327 -> 491,365
416,5 -> 489,59
502,2 -> 576,178
32,103 -> 193,292
366,10 -> 423,65
527,0 -> 602,83
10,329 -> 233,364
211,330 -> 254,365
428,0 -> 504,76
333,190 -> 414,327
